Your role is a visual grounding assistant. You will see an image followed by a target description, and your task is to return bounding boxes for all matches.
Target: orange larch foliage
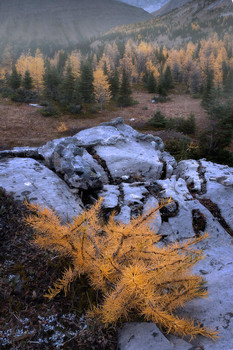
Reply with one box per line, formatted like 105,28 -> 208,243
24,198 -> 218,341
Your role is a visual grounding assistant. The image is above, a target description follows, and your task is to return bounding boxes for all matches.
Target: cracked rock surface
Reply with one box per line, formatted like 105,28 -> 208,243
0,118 -> 233,350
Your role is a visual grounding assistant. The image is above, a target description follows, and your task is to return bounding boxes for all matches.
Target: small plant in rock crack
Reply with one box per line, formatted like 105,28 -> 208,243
24,197 -> 218,341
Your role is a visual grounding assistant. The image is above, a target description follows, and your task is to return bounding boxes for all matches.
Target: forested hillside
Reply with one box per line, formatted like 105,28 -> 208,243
0,0 -> 232,165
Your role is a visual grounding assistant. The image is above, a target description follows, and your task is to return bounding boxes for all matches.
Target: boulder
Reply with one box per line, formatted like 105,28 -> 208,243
40,138 -> 108,191
0,157 -> 83,222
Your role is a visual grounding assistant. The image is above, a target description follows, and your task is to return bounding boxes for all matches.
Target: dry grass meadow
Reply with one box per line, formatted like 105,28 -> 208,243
0,91 -> 208,150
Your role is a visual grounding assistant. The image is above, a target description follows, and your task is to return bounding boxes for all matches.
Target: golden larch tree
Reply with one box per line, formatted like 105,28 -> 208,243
93,68 -> 112,111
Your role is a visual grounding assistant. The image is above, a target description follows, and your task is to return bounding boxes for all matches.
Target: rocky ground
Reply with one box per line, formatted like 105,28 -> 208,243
0,118 -> 233,350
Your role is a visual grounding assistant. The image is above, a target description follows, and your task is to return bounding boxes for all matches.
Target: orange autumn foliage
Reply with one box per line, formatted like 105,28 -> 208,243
24,197 -> 218,341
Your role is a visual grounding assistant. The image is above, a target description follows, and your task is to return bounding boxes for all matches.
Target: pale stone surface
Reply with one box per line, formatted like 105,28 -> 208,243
98,185 -> 120,209
0,157 -> 83,222
199,160 -> 233,231
175,159 -> 203,191
95,141 -> 164,181
122,182 -> 148,206
118,323 -> 174,350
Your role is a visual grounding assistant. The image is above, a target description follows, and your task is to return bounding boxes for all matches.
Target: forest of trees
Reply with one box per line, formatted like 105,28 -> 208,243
0,34 -> 232,164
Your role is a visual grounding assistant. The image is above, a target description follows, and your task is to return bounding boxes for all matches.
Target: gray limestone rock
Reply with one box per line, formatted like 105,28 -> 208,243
41,138 -> 108,190
114,205 -> 131,224
199,160 -> 233,231
175,159 -> 203,192
0,146 -> 39,159
38,137 -> 68,168
95,140 -> 164,181
98,185 -> 120,209
118,322 -> 190,350
143,196 -> 162,233
0,157 -> 83,222
73,125 -> 125,147
122,182 -> 148,206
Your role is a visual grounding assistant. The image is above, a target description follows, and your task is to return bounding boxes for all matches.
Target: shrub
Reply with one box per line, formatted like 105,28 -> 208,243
40,105 -> 60,117
0,87 -> 14,98
24,198 -> 217,340
10,89 -> 39,103
66,103 -> 82,114
165,137 -> 200,161
148,110 -> 167,128
166,113 -> 196,135
152,96 -> 170,103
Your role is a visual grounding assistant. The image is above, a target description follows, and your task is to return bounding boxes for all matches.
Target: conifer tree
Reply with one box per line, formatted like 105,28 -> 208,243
57,50 -> 68,75
147,72 -> 157,93
202,69 -> 214,109
199,89 -> 233,163
118,68 -> 133,107
80,61 -> 94,103
60,65 -> 75,104
163,65 -> 173,90
108,69 -> 119,100
22,70 -> 33,91
43,63 -> 60,100
9,65 -> 21,90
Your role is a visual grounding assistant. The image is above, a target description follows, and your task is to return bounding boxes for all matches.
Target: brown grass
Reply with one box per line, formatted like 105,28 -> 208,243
0,92 -> 208,150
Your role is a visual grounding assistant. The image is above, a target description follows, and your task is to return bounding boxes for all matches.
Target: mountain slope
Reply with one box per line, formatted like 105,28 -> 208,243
153,0 -> 233,17
153,0 -> 191,16
0,0 -> 152,57
117,0 -> 169,12
99,0 -> 233,48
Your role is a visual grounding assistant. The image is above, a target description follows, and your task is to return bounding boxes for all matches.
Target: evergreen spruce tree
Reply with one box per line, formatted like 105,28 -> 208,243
163,65 -> 173,90
43,63 -> 60,100
118,69 -> 133,107
224,68 -> 233,95
80,62 -> 94,103
199,88 -> 233,164
60,65 -> 75,104
108,70 -> 119,100
9,65 -> 21,90
73,78 -> 82,105
157,73 -> 167,97
57,51 -> 68,75
103,61 -> 109,76
147,72 -> 157,93
22,70 -> 33,91
202,69 -> 214,109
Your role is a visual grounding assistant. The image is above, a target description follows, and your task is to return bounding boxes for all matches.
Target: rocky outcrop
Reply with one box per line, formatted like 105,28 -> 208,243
0,118 -> 233,350
0,157 -> 83,221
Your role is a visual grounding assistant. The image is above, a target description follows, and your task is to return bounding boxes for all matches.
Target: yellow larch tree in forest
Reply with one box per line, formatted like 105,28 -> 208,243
16,49 -> 45,93
66,50 -> 81,78
93,68 -> 112,111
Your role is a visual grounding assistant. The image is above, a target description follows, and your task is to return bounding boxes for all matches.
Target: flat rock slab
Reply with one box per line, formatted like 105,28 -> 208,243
200,160 -> 233,231
0,157 -> 83,222
95,140 -> 163,181
118,322 -> 190,350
